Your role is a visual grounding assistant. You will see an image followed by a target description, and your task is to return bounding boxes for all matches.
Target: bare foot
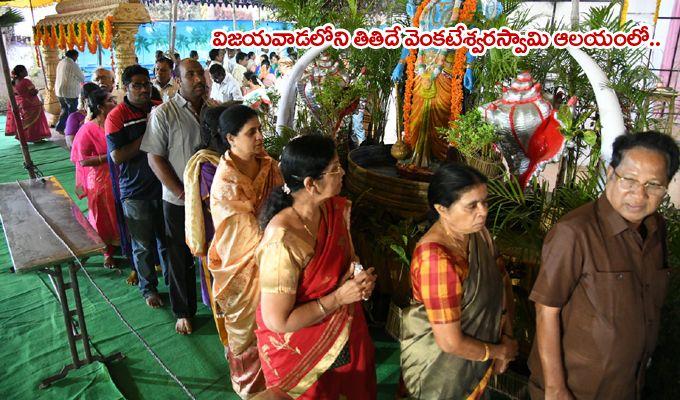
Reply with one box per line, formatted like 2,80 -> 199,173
104,256 -> 117,269
175,318 -> 193,335
145,292 -> 163,308
126,270 -> 138,286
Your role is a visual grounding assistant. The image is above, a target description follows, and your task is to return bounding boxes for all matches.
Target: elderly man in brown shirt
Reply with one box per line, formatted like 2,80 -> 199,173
528,131 -> 679,400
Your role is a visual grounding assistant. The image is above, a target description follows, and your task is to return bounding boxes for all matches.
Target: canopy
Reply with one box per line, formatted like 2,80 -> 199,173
0,0 -> 58,8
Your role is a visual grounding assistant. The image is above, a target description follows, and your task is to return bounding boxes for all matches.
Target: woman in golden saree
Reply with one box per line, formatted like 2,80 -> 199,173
207,105 -> 282,398
255,135 -> 377,399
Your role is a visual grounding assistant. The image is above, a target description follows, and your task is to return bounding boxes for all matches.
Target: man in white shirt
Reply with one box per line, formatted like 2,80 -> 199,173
141,58 -> 206,335
205,48 -> 225,93
231,52 -> 248,86
152,57 -> 178,103
209,64 -> 243,103
224,48 -> 237,74
54,50 -> 85,134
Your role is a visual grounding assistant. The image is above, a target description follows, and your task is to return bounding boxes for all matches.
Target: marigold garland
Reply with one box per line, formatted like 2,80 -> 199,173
76,23 -> 87,52
48,26 -> 56,48
65,23 -> 74,49
85,21 -> 98,53
58,24 -> 67,49
84,21 -> 96,45
69,23 -> 85,51
402,0 -> 432,143
33,17 -> 114,54
99,17 -> 113,49
449,0 -> 477,123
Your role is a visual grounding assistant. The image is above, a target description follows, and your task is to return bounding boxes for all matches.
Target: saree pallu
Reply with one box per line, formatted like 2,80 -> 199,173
207,152 -> 282,398
5,78 -> 51,142
183,150 -> 225,337
70,122 -> 120,252
255,196 -> 376,400
401,232 -> 504,400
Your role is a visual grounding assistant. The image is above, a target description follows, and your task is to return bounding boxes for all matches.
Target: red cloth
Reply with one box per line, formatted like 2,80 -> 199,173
255,197 -> 376,399
5,78 -> 51,142
70,122 -> 120,247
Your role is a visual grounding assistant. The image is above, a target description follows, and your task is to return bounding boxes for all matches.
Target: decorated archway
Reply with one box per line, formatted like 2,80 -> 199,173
33,0 -> 150,121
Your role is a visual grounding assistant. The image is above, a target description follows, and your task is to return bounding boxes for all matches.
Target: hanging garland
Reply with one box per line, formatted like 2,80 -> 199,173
402,0 -> 432,144
73,23 -> 86,52
85,21 -> 98,53
33,17 -> 114,54
449,0 -> 477,123
98,17 -> 114,49
49,25 -> 57,48
57,24 -> 67,49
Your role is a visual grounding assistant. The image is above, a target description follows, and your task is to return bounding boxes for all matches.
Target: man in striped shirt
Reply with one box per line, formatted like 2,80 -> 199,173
106,64 -> 167,309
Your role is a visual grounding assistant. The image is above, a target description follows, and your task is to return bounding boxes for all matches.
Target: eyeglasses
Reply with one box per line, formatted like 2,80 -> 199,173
320,165 -> 343,176
612,169 -> 667,196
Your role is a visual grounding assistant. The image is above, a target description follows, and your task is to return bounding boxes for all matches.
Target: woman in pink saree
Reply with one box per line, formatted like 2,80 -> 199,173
70,88 -> 120,268
5,65 -> 51,142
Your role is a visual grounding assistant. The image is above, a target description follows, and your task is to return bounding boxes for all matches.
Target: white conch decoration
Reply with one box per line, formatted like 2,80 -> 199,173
566,47 -> 626,163
276,43 -> 332,135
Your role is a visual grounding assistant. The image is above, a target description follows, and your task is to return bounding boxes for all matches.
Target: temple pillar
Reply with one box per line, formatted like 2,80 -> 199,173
39,45 -> 60,125
112,23 -> 139,91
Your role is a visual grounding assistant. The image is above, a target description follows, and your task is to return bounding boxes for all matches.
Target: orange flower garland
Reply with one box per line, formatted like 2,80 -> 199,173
449,0 -> 477,123
33,27 -> 41,46
402,0 -> 432,143
58,24 -> 67,49
101,17 -> 114,49
33,17 -> 114,54
66,23 -> 74,49
85,21 -> 98,53
49,25 -> 57,48
69,23 -> 85,51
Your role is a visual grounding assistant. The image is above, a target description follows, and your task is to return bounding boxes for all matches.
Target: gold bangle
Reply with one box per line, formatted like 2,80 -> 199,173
481,343 -> 490,362
316,298 -> 327,316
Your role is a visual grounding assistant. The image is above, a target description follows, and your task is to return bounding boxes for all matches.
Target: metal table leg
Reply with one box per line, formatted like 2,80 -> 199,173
39,263 -> 125,389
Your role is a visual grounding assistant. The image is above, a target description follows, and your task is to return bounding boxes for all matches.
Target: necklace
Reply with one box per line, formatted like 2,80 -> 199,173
441,223 -> 469,255
291,206 -> 314,238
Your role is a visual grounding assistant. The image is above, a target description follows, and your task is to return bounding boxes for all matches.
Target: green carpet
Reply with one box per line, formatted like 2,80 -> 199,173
0,124 -> 401,399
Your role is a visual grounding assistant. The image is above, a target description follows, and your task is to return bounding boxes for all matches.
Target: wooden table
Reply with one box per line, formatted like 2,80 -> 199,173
0,176 -> 124,388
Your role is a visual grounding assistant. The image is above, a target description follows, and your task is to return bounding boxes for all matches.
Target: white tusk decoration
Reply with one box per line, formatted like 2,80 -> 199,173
275,43 -> 332,135
565,46 -> 626,163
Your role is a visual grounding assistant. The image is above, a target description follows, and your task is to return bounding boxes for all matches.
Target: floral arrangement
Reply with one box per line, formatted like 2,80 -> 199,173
34,17 -> 114,53
449,0 -> 477,122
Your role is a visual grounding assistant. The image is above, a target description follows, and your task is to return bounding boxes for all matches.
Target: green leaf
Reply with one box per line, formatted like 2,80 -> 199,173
583,130 -> 597,146
389,244 -> 409,266
0,9 -> 23,28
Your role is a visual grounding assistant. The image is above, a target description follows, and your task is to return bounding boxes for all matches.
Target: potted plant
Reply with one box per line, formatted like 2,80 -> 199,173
440,110 -> 503,177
